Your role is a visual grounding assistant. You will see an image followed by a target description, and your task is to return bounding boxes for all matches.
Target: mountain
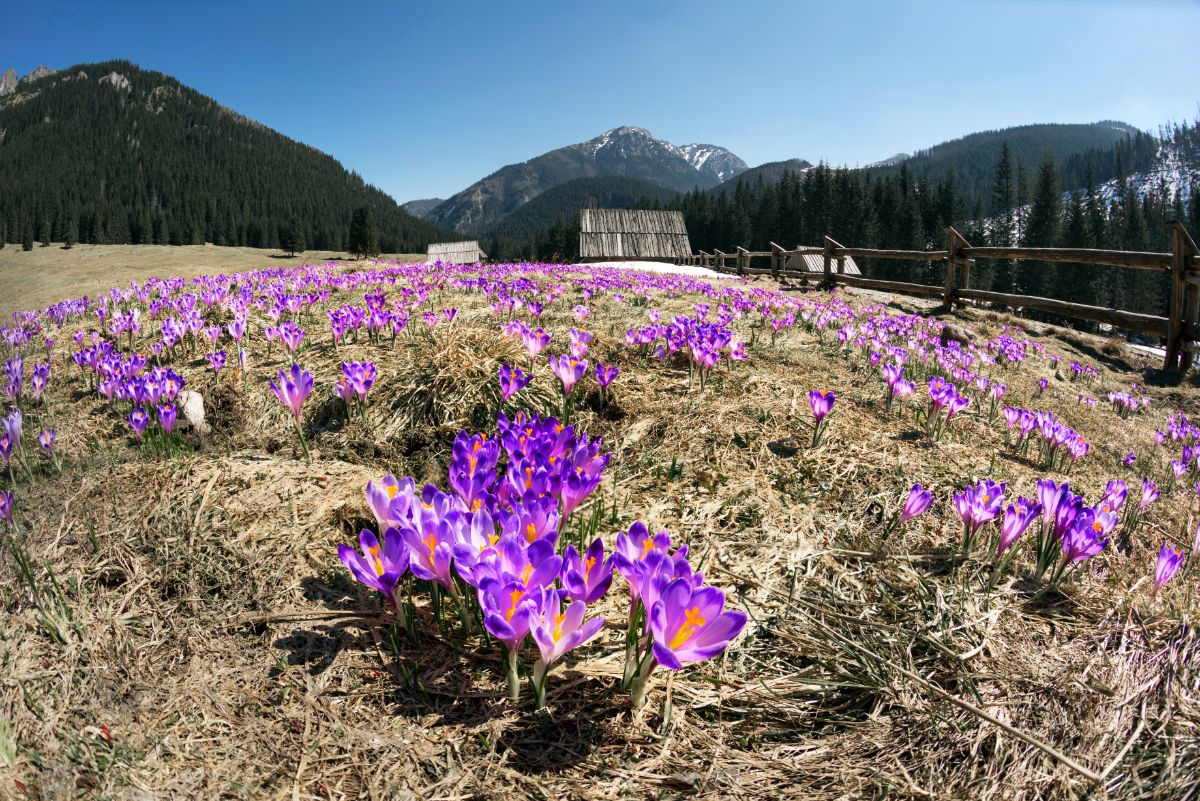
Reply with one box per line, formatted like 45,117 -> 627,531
708,158 -> 812,194
0,60 -> 459,252
865,153 -> 909,168
427,126 -> 746,235
402,198 -> 445,219
861,122 -> 1141,203
487,175 -> 682,246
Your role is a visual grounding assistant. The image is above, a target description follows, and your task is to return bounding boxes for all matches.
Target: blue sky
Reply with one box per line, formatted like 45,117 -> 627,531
5,0 -> 1198,202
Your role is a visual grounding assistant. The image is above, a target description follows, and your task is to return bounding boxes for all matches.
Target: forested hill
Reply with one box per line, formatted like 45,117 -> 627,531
0,60 -> 459,252
860,122 -> 1148,212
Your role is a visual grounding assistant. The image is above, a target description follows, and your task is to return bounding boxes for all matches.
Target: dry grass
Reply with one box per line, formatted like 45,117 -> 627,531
0,244 -> 424,320
1,262 -> 1198,800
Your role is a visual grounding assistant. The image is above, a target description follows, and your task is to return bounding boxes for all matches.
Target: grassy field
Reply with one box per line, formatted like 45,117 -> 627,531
0,244 -> 423,320
1,247 -> 1198,800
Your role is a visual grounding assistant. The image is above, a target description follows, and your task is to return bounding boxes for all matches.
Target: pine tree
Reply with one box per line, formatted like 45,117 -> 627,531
1024,155 -> 1062,300
989,143 -> 1016,294
279,220 -> 305,256
63,218 -> 77,249
348,206 -> 380,258
22,219 -> 34,251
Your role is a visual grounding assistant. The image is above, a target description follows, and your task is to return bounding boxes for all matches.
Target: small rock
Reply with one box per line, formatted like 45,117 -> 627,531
940,323 -> 970,346
177,390 -> 210,435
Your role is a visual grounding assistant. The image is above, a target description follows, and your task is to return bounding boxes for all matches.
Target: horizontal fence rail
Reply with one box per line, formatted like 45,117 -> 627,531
687,223 -> 1199,371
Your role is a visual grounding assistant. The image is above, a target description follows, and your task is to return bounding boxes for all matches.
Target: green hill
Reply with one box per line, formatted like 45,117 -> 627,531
0,60 -> 460,252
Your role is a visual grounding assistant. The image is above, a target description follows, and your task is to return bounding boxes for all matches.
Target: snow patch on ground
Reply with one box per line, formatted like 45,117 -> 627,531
585,260 -> 726,278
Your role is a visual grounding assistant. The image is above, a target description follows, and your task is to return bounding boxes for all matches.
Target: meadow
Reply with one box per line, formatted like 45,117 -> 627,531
0,250 -> 1197,800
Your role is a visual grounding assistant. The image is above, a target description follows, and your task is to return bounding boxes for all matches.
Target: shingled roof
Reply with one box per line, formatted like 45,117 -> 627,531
578,209 -> 692,261
427,240 -> 486,264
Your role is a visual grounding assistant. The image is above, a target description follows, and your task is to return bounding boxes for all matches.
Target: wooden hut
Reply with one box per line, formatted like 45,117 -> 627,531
785,250 -> 862,276
578,209 -> 692,262
427,240 -> 486,264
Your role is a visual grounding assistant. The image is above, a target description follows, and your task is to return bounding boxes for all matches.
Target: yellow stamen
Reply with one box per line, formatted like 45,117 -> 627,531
585,555 -> 596,574
520,564 -> 533,585
368,545 -> 384,576
525,523 -> 538,543
386,484 -> 398,500
506,588 -> 525,620
640,538 -> 656,560
423,534 -> 437,557
669,606 -> 706,649
552,612 -> 567,641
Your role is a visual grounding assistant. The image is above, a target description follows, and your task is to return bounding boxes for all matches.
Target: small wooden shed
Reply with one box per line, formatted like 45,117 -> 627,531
785,250 -> 862,275
427,240 -> 486,264
578,209 -> 692,261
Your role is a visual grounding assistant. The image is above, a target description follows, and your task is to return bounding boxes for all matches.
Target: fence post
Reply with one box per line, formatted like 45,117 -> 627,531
737,246 -> 749,276
770,242 -> 784,278
1167,222 -> 1200,371
822,236 -> 846,288
942,227 -> 961,311
1165,227 -> 1188,370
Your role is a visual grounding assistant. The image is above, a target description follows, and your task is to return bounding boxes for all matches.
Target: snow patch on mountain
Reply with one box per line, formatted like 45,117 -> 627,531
584,127 -> 747,182
1091,140 -> 1197,207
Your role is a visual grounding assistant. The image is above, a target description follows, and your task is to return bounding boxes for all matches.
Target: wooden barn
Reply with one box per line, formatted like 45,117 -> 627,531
785,249 -> 862,275
578,209 -> 692,262
427,240 -> 486,264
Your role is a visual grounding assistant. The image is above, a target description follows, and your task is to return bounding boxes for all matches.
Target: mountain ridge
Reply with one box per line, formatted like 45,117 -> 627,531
426,126 -> 747,235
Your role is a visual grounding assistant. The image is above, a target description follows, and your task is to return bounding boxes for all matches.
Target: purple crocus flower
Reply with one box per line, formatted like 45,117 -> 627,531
997,499 -> 1042,556
569,328 -> 593,359
207,350 -> 226,378
562,536 -> 614,604
1122,452 -> 1137,468
269,363 -> 314,421
1061,515 -> 1109,563
338,527 -> 410,608
0,489 -> 12,525
1152,542 -> 1185,596
529,588 -> 605,707
157,403 -> 177,434
954,479 -> 1005,552
479,575 -> 539,700
128,407 -> 150,439
899,483 -> 933,525
613,521 -> 672,606
3,409 -> 22,445
498,363 -> 531,402
808,389 -> 836,421
648,579 -> 748,671
1139,478 -> 1160,511
549,354 -> 588,398
595,362 -> 619,390
442,307 -> 457,323
37,429 -> 55,455
278,320 -> 305,360
523,327 -> 551,361
342,361 -> 377,403
399,502 -> 462,590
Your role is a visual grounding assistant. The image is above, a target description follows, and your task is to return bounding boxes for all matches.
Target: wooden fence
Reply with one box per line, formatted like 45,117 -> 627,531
686,224 -> 1200,371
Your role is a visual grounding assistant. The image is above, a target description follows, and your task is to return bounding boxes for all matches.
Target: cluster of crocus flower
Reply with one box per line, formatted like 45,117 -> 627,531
925,376 -> 970,441
624,311 -> 745,391
1000,407 -> 1089,471
338,412 -> 746,710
